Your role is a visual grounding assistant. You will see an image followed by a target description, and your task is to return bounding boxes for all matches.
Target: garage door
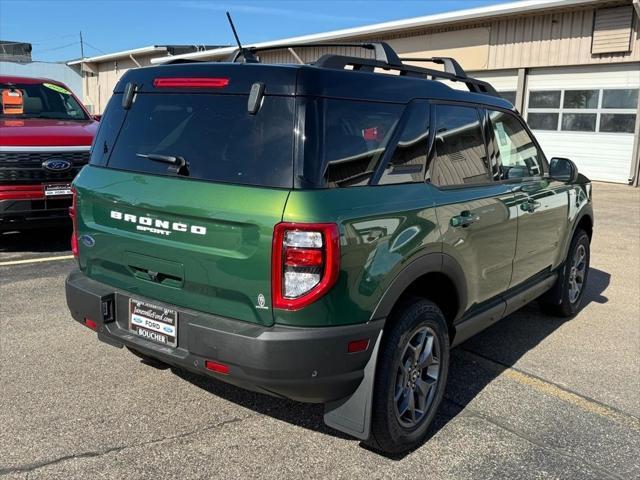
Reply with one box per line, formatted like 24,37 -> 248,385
524,65 -> 639,184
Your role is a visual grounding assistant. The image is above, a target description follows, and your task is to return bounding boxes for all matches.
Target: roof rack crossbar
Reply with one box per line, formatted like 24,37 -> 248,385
227,41 -> 403,66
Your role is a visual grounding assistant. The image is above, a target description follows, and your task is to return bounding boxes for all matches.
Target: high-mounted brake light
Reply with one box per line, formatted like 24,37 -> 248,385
272,223 -> 340,310
69,187 -> 78,258
153,77 -> 230,89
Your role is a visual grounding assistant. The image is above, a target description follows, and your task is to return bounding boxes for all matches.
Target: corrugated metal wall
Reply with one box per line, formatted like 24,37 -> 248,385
487,6 -> 639,68
259,2 -> 640,70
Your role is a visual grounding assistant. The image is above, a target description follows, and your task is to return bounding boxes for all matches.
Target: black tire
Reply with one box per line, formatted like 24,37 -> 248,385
367,298 -> 449,454
540,228 -> 590,317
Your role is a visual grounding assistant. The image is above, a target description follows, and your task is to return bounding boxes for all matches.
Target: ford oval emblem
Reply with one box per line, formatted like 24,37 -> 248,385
42,159 -> 72,172
79,235 -> 95,247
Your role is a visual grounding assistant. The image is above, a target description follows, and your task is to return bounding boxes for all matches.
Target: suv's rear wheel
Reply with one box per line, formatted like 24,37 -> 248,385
368,299 -> 449,453
540,228 -> 590,317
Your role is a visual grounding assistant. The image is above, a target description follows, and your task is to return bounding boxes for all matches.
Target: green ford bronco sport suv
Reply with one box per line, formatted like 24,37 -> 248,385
65,42 -> 593,453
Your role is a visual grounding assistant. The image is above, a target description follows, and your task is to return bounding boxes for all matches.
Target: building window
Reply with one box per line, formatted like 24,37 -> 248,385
526,88 -> 638,134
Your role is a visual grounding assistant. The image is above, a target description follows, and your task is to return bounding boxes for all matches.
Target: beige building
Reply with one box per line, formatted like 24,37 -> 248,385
70,0 -> 640,185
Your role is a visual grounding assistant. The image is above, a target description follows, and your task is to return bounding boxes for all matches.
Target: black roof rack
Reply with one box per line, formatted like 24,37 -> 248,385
315,52 -> 499,98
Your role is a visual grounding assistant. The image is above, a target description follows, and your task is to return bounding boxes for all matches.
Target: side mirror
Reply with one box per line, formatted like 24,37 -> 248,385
549,157 -> 579,183
92,114 -> 102,122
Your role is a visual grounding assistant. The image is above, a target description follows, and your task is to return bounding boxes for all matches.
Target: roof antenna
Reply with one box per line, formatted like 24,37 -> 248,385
226,12 -> 259,63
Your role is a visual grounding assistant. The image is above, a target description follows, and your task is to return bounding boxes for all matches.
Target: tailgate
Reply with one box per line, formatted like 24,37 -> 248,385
74,166 -> 288,326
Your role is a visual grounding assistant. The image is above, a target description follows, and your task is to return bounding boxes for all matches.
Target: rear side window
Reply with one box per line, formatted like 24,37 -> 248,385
98,94 -> 295,188
428,105 -> 490,187
302,99 -> 403,188
378,101 -> 430,185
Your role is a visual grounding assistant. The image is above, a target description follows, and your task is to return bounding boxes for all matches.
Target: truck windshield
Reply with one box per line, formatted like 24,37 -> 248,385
0,82 -> 88,121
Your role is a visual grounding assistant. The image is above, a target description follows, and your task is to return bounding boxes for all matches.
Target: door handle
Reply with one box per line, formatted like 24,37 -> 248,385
520,199 -> 541,213
450,210 -> 478,228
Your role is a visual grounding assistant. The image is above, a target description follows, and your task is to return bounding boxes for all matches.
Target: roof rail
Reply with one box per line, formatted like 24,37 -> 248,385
399,57 -> 467,78
314,53 -> 500,98
227,41 -> 403,66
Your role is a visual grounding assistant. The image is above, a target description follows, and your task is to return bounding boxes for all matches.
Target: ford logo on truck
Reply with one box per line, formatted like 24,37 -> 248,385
42,159 -> 73,172
110,210 -> 207,236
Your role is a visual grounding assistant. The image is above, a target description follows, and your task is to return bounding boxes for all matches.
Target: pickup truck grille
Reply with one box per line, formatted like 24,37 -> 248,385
0,151 -> 89,184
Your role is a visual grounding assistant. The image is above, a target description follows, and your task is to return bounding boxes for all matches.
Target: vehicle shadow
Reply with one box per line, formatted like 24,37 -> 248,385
0,226 -> 71,255
170,267 -> 611,458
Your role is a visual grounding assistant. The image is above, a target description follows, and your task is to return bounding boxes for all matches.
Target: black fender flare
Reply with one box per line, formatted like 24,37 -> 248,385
324,252 -> 468,440
370,252 -> 468,323
543,207 -> 594,306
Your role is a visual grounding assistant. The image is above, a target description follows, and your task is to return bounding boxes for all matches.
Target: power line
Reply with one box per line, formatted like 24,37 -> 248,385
34,41 -> 79,53
83,41 -> 106,54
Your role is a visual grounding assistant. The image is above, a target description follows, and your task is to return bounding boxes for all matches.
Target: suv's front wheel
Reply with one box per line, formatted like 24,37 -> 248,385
368,298 -> 449,453
540,228 -> 590,317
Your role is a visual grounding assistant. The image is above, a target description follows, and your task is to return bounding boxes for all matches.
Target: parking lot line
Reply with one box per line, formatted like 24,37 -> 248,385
0,255 -> 74,267
458,349 -> 640,432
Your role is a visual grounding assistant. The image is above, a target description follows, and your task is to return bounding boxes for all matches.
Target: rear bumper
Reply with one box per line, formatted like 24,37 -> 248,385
65,269 -> 383,403
0,185 -> 71,230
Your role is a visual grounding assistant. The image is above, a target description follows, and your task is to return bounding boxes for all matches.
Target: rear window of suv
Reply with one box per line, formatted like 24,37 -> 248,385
94,93 -> 295,188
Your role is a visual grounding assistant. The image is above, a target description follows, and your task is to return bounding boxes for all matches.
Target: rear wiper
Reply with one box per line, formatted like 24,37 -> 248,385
136,153 -> 189,176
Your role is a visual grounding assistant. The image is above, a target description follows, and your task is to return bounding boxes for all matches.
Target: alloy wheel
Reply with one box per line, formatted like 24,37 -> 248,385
393,326 -> 441,428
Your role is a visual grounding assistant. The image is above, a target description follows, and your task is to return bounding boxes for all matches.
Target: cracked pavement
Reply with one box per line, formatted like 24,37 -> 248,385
1,182 -> 639,479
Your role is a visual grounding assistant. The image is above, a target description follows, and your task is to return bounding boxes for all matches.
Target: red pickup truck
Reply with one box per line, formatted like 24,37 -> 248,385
0,75 -> 98,230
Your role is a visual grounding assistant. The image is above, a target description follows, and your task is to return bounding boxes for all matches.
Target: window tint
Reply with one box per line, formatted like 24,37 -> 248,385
428,105 -> 490,187
321,99 -> 402,187
529,91 -> 561,109
600,113 -> 637,133
378,101 -> 430,185
89,94 -> 126,167
561,113 -> 597,132
104,94 -> 295,188
489,110 -> 544,180
602,89 -> 638,109
563,90 -> 599,109
527,112 -> 559,131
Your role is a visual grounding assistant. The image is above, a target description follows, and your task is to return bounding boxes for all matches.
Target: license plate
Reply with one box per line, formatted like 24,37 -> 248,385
129,299 -> 178,347
44,183 -> 72,196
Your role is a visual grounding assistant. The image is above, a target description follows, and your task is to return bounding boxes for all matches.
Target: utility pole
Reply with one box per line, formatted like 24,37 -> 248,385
79,31 -> 84,59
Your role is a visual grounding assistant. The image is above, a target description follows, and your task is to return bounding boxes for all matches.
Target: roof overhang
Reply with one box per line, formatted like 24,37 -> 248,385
67,46 -> 168,66
151,0 -> 605,65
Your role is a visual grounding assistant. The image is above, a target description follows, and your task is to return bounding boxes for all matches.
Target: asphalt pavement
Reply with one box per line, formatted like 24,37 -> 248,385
1,182 -> 638,479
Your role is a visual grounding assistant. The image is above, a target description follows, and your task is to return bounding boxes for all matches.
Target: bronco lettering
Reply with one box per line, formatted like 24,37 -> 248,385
110,210 -> 207,235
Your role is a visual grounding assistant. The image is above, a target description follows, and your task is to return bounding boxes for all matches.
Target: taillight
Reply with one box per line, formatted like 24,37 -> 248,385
153,77 -> 230,88
272,222 -> 340,310
69,187 -> 78,258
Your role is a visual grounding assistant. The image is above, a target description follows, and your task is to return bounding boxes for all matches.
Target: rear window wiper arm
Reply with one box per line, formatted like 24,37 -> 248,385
136,153 -> 189,176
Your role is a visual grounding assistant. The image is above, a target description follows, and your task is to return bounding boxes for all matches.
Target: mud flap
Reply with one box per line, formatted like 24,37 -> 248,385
323,330 -> 383,440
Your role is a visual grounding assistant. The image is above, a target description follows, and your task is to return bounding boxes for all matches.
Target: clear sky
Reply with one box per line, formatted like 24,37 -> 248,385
1,0 -> 512,62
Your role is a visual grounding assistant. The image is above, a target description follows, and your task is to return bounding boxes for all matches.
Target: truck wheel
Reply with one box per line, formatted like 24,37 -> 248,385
367,298 -> 449,454
540,228 -> 590,317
